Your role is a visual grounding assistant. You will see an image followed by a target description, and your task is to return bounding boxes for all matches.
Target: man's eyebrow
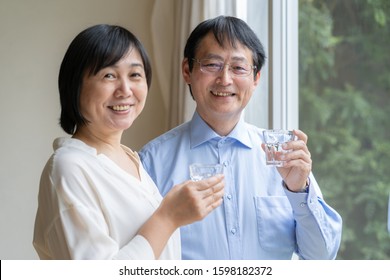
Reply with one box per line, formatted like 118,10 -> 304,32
201,53 -> 224,60
201,54 -> 248,62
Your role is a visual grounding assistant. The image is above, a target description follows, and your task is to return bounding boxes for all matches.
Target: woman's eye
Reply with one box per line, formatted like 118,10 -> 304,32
130,71 -> 145,79
104,73 -> 115,79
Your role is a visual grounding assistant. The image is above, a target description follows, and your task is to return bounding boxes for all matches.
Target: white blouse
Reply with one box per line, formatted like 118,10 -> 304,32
33,137 -> 181,260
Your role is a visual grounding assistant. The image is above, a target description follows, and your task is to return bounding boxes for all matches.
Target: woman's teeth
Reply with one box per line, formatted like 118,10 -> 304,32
111,105 -> 130,111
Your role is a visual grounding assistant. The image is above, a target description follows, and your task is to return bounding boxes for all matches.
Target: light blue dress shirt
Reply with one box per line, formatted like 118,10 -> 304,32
139,112 -> 342,260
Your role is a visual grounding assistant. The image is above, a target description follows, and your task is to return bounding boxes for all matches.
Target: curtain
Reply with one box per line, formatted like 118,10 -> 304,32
151,0 -> 238,129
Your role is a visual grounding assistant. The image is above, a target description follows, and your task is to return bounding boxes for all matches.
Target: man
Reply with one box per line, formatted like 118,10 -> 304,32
139,15 -> 342,260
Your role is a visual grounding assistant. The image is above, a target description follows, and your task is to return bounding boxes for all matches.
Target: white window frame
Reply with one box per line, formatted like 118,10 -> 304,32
269,0 -> 299,129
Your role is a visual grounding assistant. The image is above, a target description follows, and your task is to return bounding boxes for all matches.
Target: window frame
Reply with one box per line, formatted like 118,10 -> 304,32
269,0 -> 299,130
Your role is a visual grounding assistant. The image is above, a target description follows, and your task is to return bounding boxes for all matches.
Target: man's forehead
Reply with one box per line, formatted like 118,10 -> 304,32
195,33 -> 253,61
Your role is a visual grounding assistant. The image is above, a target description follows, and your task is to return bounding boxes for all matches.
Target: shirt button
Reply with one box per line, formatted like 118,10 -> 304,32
226,194 -> 232,200
230,228 -> 236,235
223,161 -> 229,167
300,202 -> 307,207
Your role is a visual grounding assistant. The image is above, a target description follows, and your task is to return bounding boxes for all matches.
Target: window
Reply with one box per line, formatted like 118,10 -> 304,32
245,0 -> 298,130
246,0 -> 390,259
299,0 -> 390,259
245,0 -> 270,129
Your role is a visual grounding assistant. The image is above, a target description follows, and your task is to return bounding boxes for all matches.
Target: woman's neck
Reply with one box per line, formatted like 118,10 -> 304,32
73,127 -> 122,154
73,127 -> 140,180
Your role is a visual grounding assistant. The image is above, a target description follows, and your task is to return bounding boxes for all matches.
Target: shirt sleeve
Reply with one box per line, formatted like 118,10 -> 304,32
283,174 -> 343,260
42,205 -> 155,260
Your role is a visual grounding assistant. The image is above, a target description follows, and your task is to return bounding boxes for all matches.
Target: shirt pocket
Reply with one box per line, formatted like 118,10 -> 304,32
254,196 -> 295,252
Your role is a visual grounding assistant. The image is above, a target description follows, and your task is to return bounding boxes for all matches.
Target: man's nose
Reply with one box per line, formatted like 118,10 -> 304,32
217,64 -> 234,84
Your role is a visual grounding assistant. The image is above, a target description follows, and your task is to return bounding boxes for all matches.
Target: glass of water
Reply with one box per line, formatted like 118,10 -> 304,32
189,163 -> 224,181
262,129 -> 295,166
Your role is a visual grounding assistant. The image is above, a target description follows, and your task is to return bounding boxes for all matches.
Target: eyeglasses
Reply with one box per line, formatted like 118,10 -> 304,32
192,58 -> 256,77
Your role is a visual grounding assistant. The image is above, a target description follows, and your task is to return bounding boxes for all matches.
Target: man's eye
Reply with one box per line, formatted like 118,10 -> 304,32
231,64 -> 250,74
204,63 -> 222,69
232,65 -> 247,71
233,66 -> 244,71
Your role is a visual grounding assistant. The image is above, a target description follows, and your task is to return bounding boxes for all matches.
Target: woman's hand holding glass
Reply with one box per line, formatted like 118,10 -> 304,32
158,174 -> 225,228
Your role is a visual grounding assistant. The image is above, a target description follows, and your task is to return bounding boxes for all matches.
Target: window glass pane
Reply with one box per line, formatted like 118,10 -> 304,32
299,0 -> 390,259
245,0 -> 269,128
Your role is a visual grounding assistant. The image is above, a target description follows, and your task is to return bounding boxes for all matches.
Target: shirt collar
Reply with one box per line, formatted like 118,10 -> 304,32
189,111 -> 253,149
53,137 -> 97,155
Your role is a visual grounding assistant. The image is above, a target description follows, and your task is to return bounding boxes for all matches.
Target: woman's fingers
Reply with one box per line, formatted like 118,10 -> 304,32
190,174 -> 225,212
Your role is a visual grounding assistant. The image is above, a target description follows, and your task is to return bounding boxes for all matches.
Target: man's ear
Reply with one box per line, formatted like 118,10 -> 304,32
182,58 -> 191,84
253,70 -> 261,86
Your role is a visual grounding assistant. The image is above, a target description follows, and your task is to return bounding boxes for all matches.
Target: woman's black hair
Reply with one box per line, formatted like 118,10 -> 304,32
58,24 -> 152,134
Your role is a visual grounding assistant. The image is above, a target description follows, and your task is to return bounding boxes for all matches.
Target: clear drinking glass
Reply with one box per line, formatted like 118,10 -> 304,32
262,129 -> 295,166
189,163 -> 224,181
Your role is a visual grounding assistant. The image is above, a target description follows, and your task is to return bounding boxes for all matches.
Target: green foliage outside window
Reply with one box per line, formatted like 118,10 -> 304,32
299,0 -> 390,259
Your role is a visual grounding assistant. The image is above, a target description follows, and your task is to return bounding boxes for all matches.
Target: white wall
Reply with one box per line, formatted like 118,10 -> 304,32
0,0 -> 167,259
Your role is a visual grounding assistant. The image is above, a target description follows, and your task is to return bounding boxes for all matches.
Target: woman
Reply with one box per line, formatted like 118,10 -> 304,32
33,24 -> 224,260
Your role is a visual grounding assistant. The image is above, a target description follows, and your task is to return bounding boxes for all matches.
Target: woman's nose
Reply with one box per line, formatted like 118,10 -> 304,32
115,79 -> 132,98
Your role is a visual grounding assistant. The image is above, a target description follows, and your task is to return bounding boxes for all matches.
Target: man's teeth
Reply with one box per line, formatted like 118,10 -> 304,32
112,105 -> 130,111
213,91 -> 233,97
